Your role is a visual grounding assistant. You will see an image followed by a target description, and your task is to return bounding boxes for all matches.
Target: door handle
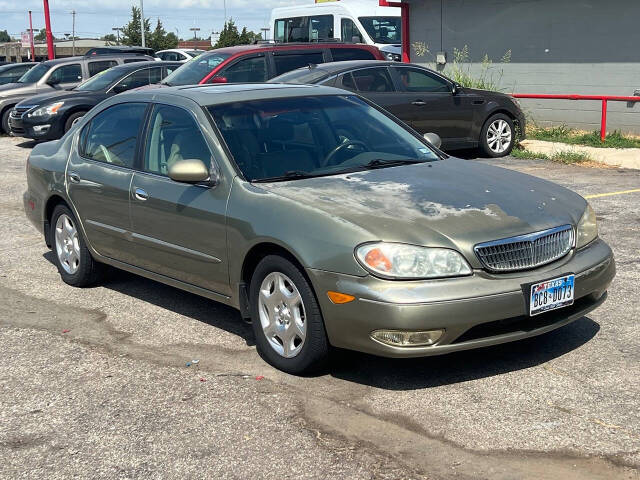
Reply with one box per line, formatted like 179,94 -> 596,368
412,100 -> 426,106
134,187 -> 148,201
68,172 -> 81,183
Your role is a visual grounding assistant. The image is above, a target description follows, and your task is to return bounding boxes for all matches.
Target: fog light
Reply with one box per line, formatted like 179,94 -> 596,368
371,329 -> 444,347
33,125 -> 50,134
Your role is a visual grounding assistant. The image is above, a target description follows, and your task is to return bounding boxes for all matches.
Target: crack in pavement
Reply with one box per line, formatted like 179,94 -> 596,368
1,285 -> 638,479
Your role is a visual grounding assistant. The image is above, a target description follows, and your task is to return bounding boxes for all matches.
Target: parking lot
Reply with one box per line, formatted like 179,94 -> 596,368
1,134 -> 638,479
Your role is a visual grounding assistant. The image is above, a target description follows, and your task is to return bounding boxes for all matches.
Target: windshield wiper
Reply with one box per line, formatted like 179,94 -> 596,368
362,158 -> 425,169
252,170 -> 319,183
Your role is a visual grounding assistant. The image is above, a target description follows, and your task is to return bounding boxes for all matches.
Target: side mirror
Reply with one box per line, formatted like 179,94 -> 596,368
451,83 -> 461,95
210,76 -> 227,84
423,132 -> 442,149
168,159 -> 213,184
46,77 -> 61,87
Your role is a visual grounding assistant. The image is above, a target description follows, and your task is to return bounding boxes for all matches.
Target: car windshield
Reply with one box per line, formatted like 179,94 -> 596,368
208,95 -> 439,182
269,67 -> 331,85
17,63 -> 51,83
162,53 -> 231,85
358,17 -> 402,44
75,68 -> 123,91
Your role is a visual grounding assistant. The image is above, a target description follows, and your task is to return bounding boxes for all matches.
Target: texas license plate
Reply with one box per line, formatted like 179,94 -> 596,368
529,275 -> 575,316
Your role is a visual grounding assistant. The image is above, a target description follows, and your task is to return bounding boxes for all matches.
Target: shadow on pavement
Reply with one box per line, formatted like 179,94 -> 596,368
43,251 -> 599,386
43,251 -> 255,347
328,317 -> 599,390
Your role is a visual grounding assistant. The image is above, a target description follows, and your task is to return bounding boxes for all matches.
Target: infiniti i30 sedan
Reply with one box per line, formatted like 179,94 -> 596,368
23,84 -> 615,374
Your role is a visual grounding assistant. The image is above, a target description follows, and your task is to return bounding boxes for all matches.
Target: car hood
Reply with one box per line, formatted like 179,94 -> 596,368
257,158 -> 586,266
17,89 -> 85,107
0,82 -> 37,97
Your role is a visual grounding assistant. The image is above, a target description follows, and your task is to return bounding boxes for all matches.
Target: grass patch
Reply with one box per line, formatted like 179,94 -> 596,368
511,146 -> 590,164
529,125 -> 640,148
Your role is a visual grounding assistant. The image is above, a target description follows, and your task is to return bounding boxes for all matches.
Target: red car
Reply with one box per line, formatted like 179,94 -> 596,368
162,43 -> 384,86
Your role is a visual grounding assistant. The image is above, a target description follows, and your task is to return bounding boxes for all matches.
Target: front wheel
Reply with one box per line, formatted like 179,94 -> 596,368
479,113 -> 515,158
64,111 -> 86,133
1,108 -> 11,134
249,255 -> 329,375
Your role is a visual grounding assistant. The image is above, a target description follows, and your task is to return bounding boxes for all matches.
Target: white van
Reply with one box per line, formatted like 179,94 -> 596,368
270,0 -> 401,61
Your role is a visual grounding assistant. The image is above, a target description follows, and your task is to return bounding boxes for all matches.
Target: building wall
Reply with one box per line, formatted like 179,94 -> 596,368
405,0 -> 640,134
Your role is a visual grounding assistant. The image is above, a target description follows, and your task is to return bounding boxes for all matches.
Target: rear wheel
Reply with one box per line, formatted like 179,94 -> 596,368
50,204 -> 104,287
64,111 -> 86,133
479,113 -> 515,158
249,255 -> 329,375
1,108 -> 11,134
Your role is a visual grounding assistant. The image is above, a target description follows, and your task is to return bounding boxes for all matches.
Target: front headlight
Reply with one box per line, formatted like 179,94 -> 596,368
576,203 -> 598,248
27,102 -> 64,118
355,242 -> 472,279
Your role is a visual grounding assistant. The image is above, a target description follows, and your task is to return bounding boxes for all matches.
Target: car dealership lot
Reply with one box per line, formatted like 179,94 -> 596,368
1,135 -> 638,479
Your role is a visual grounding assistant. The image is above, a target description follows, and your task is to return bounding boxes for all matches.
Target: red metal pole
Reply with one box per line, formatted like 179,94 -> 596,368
28,11 -> 36,61
401,3 -> 410,63
600,99 -> 607,142
43,0 -> 55,60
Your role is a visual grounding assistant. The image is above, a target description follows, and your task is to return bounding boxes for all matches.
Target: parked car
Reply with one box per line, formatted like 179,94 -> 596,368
0,53 -> 155,134
23,83 -> 613,374
9,61 -> 182,141
85,46 -> 156,58
270,60 -> 526,157
0,62 -> 36,86
156,49 -> 205,62
160,43 -> 384,86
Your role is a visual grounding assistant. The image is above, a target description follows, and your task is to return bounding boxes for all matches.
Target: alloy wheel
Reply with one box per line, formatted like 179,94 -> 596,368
258,272 -> 307,358
55,213 -> 80,274
486,119 -> 513,154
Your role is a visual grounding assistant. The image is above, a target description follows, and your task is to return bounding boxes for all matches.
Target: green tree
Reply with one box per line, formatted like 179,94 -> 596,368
149,19 -> 178,51
214,19 -> 260,48
101,33 -> 117,44
0,30 -> 11,43
120,6 -> 151,47
34,28 -> 55,43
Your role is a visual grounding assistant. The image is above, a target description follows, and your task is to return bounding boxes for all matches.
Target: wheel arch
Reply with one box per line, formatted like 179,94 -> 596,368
485,108 -> 522,138
43,194 -> 70,248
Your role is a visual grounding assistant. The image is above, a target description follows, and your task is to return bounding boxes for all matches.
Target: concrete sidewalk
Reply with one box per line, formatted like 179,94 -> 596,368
521,139 -> 640,169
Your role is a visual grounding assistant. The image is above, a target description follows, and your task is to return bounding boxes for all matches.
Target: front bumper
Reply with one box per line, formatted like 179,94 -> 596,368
9,113 -> 60,140
308,238 -> 614,358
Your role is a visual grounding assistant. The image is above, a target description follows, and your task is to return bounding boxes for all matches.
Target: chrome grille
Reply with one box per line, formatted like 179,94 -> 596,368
11,105 -> 36,118
474,225 -> 574,272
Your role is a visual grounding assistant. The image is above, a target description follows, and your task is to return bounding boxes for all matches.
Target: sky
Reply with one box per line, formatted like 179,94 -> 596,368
0,0 -> 310,42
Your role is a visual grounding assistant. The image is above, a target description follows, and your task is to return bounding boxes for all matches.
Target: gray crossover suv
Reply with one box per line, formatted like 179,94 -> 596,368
23,84 -> 614,374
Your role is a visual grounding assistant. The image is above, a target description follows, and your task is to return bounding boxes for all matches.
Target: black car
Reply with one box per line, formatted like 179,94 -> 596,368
9,61 -> 181,141
270,60 -> 526,157
0,63 -> 36,86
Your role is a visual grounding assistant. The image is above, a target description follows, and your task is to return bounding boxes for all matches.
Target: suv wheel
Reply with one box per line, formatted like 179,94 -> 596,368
249,255 -> 329,374
480,113 -> 515,158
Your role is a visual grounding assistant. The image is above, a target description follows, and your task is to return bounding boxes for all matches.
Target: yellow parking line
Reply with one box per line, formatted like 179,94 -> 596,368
585,188 -> 640,199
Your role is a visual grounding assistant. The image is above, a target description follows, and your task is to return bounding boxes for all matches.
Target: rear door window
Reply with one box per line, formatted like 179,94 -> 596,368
352,68 -> 394,92
88,60 -> 117,76
272,52 -> 324,76
81,103 -> 147,168
113,68 -> 159,91
330,48 -> 375,61
217,56 -> 267,82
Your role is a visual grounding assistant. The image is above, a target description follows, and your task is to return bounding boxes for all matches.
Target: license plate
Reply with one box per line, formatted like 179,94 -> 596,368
529,275 -> 575,316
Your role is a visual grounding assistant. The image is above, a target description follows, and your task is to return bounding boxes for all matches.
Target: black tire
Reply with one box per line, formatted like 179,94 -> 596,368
64,111 -> 86,133
50,204 -> 104,287
249,255 -> 329,375
479,113 -> 515,158
1,108 -> 11,134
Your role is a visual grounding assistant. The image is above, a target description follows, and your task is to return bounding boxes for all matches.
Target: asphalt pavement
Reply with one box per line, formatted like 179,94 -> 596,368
1,135 -> 638,479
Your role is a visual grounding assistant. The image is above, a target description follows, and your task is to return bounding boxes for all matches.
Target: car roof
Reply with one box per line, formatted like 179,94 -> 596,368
102,60 -> 181,73
0,62 -> 37,70
41,55 -> 154,66
131,83 -> 349,105
207,42 -> 378,56
306,60 -> 397,75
